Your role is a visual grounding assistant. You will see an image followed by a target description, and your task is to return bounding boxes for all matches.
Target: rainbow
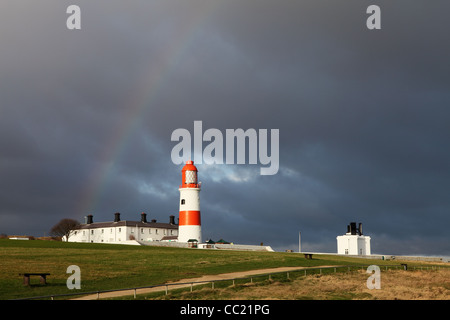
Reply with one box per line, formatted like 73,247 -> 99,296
75,3 -> 221,219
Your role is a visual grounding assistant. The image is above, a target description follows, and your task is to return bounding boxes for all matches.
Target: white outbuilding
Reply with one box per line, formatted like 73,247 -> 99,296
336,222 -> 371,255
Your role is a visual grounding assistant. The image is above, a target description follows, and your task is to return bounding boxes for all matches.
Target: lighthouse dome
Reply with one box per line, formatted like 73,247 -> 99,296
182,160 -> 197,172
181,160 -> 199,187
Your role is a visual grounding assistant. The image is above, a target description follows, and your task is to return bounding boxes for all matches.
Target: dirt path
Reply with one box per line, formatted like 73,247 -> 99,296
72,266 -> 328,300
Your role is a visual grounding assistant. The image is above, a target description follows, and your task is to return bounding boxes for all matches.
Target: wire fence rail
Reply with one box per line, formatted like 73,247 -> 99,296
11,264 -> 448,300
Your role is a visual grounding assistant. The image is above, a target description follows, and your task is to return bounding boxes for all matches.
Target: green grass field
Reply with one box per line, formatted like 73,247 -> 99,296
0,239 -> 405,300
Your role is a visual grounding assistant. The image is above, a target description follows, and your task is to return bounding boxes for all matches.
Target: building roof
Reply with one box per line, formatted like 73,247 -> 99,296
74,220 -> 178,230
161,236 -> 178,241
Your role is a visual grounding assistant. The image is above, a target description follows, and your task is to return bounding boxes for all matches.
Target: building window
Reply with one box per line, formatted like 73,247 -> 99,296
91,230 -> 94,235
119,228 -> 121,233
102,229 -> 104,234
345,249 -> 348,255
155,229 -> 158,234
181,199 -> 185,205
141,228 -> 144,233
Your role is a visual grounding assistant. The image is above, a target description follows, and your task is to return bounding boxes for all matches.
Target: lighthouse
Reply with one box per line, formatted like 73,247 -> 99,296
178,160 -> 202,243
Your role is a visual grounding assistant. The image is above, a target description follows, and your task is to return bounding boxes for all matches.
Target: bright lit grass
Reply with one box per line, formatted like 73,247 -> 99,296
0,239 -> 406,300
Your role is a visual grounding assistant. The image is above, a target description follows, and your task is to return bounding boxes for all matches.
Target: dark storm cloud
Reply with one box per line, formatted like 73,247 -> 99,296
0,1 -> 449,256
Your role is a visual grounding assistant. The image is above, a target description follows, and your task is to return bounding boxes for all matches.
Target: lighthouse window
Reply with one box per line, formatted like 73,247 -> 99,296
181,199 -> 185,205
185,170 -> 197,184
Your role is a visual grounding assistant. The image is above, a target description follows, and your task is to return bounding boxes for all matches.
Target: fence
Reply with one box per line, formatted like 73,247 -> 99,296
12,264 -> 447,300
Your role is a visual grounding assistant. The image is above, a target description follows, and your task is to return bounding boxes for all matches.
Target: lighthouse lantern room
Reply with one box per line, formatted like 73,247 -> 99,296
178,160 -> 202,243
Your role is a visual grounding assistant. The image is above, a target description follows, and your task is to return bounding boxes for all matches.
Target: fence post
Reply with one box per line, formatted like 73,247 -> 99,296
212,282 -> 215,290
191,283 -> 193,292
134,288 -> 136,299
287,272 -> 289,279
165,285 -> 168,295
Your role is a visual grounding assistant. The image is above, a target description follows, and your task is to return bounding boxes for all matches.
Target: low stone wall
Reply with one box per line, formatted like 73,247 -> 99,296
136,240 -> 189,248
135,241 -> 274,252
214,244 -> 274,252
390,255 -> 448,263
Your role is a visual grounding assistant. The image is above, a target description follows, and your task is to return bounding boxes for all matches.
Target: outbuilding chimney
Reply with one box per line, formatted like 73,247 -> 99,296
170,215 -> 175,225
86,214 -> 93,224
350,222 -> 357,235
141,212 -> 147,223
114,212 -> 121,222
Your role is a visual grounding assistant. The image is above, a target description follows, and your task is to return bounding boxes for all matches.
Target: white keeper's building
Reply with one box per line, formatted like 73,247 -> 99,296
336,222 -> 371,255
65,212 -> 178,243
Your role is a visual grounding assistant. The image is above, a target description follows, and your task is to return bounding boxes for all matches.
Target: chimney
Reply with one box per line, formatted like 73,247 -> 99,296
114,212 -> 121,222
86,215 -> 93,224
169,215 -> 175,225
141,212 -> 147,223
151,219 -> 157,223
350,222 -> 357,235
358,223 -> 363,235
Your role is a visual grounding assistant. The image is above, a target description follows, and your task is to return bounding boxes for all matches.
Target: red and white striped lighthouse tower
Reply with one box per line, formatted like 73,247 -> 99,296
178,160 -> 202,243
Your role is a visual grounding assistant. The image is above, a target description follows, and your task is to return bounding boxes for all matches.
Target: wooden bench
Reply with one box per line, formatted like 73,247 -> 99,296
304,253 -> 313,259
19,273 -> 50,286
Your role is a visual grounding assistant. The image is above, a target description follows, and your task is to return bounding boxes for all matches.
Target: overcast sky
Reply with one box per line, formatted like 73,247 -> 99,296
1,1 -> 449,256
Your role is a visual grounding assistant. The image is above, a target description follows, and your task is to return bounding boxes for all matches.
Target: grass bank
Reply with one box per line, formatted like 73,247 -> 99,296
146,268 -> 450,300
0,239 -> 407,300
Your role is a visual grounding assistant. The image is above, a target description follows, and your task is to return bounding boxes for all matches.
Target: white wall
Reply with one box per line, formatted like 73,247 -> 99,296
66,225 -> 178,243
179,188 -> 200,211
337,235 -> 371,255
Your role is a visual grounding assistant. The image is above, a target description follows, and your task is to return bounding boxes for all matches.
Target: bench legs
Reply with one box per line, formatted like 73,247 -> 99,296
40,274 -> 47,285
22,274 -> 48,286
